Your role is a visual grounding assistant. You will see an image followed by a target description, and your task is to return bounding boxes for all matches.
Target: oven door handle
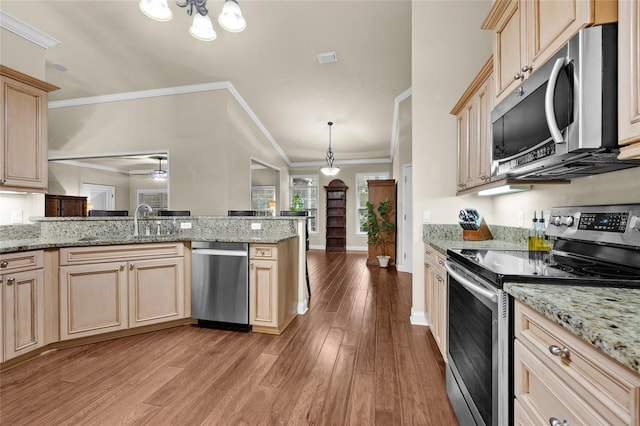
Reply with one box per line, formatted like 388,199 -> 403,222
445,261 -> 498,303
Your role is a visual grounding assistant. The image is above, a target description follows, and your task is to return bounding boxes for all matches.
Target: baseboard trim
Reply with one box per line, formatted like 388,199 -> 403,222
410,308 -> 428,327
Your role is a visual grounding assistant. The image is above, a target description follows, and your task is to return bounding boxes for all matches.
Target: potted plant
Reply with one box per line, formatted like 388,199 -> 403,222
290,193 -> 305,212
362,198 -> 395,267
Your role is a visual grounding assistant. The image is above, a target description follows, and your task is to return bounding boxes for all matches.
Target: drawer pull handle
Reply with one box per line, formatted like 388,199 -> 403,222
549,417 -> 570,426
548,345 -> 571,358
0,261 -> 8,268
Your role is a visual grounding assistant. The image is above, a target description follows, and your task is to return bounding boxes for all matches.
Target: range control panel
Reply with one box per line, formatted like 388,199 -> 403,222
546,204 -> 640,248
578,212 -> 629,233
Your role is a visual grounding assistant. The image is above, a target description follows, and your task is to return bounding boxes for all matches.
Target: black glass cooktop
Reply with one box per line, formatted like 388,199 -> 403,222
447,249 -> 640,288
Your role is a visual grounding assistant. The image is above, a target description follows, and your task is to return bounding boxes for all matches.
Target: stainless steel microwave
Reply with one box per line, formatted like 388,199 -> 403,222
491,24 -> 640,180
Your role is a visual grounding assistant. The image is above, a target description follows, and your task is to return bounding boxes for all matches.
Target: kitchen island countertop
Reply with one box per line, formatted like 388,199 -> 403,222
506,283 -> 640,374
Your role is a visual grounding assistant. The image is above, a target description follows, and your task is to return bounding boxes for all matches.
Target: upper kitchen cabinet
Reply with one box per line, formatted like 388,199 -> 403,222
483,0 -> 617,104
451,57 -> 494,193
0,66 -> 58,193
618,0 -> 640,160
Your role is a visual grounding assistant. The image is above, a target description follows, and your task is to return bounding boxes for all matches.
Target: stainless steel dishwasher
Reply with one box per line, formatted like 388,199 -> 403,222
191,241 -> 250,330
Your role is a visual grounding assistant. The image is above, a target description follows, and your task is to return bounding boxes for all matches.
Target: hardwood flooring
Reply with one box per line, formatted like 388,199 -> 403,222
0,250 -> 457,425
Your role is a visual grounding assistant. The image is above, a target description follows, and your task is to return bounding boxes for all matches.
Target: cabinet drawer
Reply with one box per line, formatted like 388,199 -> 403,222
250,245 -> 277,260
0,250 -> 43,273
514,340 -> 608,425
515,302 -> 640,425
60,243 -> 184,265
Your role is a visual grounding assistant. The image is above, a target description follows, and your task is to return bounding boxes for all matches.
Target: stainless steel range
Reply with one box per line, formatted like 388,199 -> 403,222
444,204 -> 640,426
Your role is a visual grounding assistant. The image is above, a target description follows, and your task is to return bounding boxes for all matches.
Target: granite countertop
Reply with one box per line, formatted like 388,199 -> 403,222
0,216 -> 300,254
423,223 -> 529,254
506,283 -> 640,374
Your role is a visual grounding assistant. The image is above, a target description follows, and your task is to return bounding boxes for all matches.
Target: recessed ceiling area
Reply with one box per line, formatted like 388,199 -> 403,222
0,1 -> 412,166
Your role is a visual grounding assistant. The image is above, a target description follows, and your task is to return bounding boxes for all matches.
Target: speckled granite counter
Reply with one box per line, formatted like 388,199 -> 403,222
506,283 -> 640,374
423,223 -> 529,253
0,216 -> 300,254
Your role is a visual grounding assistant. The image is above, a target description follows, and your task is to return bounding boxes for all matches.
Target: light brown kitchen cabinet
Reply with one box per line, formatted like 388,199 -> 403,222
59,243 -> 185,340
424,245 -> 447,361
0,66 -> 58,192
451,58 -> 494,193
1,250 -> 45,362
618,0 -> 640,160
514,301 -> 640,425
249,240 -> 298,335
483,0 -> 617,104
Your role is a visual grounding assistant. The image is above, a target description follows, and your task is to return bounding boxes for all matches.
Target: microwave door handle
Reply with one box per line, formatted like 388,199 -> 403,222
545,57 -> 567,144
445,261 -> 498,303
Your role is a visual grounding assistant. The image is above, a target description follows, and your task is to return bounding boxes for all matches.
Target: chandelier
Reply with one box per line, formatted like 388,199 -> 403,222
150,156 -> 168,181
320,121 -> 340,176
139,0 -> 246,41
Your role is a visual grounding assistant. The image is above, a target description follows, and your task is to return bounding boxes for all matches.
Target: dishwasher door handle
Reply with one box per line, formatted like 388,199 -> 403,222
192,248 -> 248,257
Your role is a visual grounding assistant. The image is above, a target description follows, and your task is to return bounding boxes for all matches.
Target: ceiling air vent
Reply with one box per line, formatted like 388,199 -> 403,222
317,51 -> 337,64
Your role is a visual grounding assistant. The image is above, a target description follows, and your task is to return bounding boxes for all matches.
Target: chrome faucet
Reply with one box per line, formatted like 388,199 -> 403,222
133,203 -> 153,236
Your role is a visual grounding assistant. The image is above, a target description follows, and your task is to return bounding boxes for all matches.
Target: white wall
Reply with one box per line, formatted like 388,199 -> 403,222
411,0 -> 493,321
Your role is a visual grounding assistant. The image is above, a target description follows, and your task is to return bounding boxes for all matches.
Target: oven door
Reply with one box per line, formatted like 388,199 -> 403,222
445,260 -> 509,426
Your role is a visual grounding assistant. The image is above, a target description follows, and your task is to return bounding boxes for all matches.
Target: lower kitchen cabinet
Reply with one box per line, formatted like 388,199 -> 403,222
424,244 -> 447,360
249,239 -> 298,335
1,250 -> 45,362
59,243 -> 186,340
514,301 -> 640,425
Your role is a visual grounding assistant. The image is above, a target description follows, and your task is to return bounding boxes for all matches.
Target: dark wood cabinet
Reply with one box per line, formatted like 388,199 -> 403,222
367,179 -> 396,265
45,194 -> 87,217
324,179 -> 348,252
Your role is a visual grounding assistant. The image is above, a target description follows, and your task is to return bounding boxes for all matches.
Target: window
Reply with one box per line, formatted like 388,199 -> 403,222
356,172 -> 389,234
290,175 -> 319,233
251,186 -> 276,216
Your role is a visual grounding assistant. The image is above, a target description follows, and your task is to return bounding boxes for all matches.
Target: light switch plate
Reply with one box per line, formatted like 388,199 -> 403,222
10,210 -> 22,224
251,223 -> 262,230
422,210 -> 431,223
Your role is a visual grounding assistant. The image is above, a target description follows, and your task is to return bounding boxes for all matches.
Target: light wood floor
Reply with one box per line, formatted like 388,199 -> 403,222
0,250 -> 457,425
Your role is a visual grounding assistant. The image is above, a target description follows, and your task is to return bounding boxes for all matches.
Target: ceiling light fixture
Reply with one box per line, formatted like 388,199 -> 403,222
139,0 -> 246,41
320,121 -> 340,176
150,156 -> 168,181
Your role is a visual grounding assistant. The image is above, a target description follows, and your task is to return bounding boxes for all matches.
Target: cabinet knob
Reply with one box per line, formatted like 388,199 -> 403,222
0,261 -> 8,268
548,345 -> 571,358
129,264 -> 135,270
120,264 -> 125,271
436,275 -> 444,282
514,73 -> 525,81
549,417 -> 570,426
250,262 -> 254,269
0,178 -> 5,184
521,65 -> 533,73
6,277 -> 15,286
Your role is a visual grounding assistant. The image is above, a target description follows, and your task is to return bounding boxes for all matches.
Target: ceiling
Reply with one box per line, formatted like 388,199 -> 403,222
0,0 -> 412,167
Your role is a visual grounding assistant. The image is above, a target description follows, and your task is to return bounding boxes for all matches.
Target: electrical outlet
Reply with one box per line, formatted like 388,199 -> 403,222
180,222 -> 192,229
251,223 -> 262,230
423,210 -> 431,223
10,210 -> 22,224
517,211 -> 524,227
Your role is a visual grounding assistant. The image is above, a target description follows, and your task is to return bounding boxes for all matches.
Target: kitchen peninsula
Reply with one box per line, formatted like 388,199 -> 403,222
0,215 -> 306,369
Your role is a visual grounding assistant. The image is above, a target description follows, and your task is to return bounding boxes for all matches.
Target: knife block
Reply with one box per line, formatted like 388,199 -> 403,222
462,219 -> 493,241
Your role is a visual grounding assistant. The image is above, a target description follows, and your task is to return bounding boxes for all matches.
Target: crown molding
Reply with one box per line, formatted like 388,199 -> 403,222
0,11 -> 60,48
290,157 -> 393,169
389,87 -> 412,161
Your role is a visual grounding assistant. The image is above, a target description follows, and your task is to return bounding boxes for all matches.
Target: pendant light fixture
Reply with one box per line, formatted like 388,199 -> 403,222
320,121 -> 340,176
139,0 -> 245,41
150,156 -> 168,181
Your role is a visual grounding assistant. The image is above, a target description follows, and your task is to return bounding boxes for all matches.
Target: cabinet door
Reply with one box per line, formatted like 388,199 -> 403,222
475,74 -> 494,184
434,267 -> 447,360
619,0 -> 640,157
250,259 -> 278,329
128,257 -> 184,328
525,0 -> 591,72
456,105 -> 474,191
59,262 -> 128,340
0,76 -> 48,191
3,269 -> 44,361
493,0 -> 525,103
